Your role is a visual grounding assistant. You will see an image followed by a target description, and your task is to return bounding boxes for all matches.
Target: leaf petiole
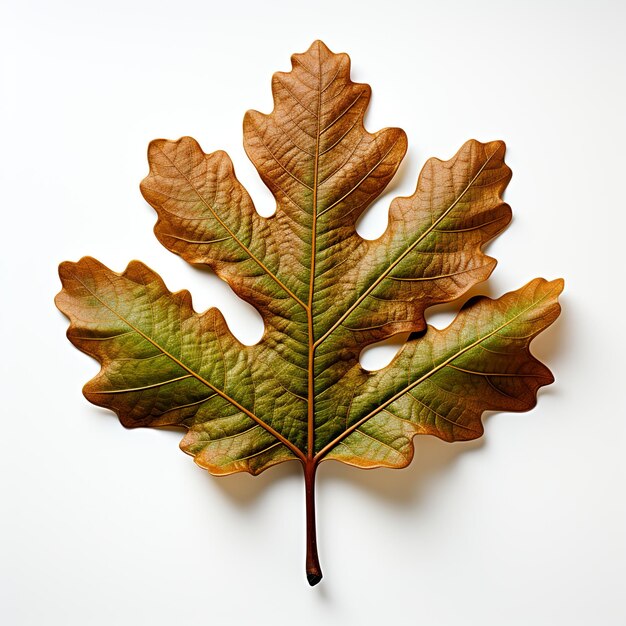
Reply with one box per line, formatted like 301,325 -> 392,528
303,460 -> 322,586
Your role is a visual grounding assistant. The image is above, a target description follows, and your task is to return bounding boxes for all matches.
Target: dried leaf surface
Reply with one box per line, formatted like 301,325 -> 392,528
56,41 -> 562,584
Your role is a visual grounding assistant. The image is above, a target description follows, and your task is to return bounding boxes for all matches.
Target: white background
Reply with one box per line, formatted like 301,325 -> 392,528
1,1 -> 625,624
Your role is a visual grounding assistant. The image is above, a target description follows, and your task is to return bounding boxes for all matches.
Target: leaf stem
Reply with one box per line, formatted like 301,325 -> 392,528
304,461 -> 322,586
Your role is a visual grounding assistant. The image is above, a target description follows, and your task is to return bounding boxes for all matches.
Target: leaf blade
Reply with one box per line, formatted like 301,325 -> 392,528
55,257 -> 305,473
321,278 -> 563,467
57,41 -> 563,582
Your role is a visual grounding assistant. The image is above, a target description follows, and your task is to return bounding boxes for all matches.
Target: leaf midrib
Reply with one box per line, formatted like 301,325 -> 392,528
305,45 -> 323,459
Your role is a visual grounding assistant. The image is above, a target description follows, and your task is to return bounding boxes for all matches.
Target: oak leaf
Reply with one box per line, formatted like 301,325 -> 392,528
56,40 -> 563,585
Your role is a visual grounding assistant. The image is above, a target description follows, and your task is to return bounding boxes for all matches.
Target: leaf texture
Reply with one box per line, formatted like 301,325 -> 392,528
56,40 -> 563,584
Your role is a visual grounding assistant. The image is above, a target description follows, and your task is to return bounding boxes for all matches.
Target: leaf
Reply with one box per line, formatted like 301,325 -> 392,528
56,40 -> 563,585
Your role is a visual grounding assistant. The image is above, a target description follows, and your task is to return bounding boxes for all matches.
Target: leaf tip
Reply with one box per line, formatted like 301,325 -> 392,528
57,259 -> 73,277
305,39 -> 332,55
57,256 -> 103,287
531,276 -> 565,302
551,277 -> 565,294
